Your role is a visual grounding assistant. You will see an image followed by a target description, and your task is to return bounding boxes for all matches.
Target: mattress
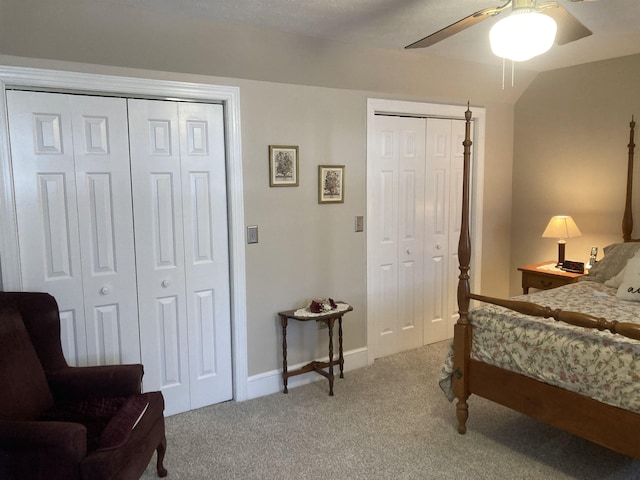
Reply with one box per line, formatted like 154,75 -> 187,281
439,280 -> 640,413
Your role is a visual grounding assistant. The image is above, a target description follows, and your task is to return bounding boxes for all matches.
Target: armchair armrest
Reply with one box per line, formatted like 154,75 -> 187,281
0,420 -> 87,479
48,364 -> 143,400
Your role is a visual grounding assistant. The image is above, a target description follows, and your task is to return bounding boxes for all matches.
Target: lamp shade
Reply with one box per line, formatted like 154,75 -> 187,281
490,9 -> 557,62
542,215 -> 582,239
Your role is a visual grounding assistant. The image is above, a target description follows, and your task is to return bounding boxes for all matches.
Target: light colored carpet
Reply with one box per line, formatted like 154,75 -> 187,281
141,341 -> 640,479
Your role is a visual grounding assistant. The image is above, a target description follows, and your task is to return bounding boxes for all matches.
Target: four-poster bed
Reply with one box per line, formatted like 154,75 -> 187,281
447,107 -> 640,459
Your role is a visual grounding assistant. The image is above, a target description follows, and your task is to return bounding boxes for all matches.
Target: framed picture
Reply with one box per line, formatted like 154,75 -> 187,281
318,165 -> 345,204
269,145 -> 299,187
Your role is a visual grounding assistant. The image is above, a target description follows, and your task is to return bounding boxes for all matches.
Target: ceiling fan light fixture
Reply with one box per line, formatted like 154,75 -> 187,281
489,9 -> 558,62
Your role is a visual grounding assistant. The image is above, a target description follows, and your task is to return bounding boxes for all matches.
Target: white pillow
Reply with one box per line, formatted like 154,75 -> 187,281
616,257 -> 640,301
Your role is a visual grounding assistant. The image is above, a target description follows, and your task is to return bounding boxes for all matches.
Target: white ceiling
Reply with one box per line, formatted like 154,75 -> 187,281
117,0 -> 640,72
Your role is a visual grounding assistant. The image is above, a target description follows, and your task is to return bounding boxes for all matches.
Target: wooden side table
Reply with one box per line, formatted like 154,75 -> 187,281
518,261 -> 586,294
278,304 -> 353,396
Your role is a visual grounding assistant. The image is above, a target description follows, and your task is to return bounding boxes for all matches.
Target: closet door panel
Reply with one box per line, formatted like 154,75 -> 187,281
128,99 -> 190,416
179,102 -> 232,408
369,115 -> 426,358
7,91 -> 87,365
447,120 -> 467,338
70,95 -> 140,365
424,118 -> 452,345
424,118 -> 467,344
7,91 -> 140,366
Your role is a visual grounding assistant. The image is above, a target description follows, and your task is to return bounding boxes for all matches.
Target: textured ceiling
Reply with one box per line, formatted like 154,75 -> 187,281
114,0 -> 640,71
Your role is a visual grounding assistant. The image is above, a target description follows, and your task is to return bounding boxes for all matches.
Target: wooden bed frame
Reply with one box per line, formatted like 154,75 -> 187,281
454,107 -> 640,459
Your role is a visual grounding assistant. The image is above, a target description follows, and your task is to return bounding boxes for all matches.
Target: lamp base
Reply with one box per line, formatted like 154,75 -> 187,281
556,241 -> 566,268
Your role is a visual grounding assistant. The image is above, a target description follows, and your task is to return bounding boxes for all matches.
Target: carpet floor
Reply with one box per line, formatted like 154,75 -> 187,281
141,340 -> 640,479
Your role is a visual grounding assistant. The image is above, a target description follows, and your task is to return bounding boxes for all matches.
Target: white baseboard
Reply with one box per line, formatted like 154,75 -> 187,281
247,347 -> 369,400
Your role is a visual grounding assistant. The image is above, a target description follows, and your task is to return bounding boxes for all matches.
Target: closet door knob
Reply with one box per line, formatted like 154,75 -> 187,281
161,280 -> 171,288
100,286 -> 110,295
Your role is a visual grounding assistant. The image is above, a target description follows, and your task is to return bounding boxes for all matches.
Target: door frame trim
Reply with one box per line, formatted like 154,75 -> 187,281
0,66 -> 249,401
366,98 -> 485,364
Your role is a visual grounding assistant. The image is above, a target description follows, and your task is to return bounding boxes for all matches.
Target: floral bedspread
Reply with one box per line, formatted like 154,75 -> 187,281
439,280 -> 640,413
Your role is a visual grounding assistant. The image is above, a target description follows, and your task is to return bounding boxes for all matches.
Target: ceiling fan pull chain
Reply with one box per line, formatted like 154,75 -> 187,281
500,58 -> 517,89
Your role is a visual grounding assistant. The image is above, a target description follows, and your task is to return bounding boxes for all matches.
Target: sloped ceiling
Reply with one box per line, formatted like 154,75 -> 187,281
114,0 -> 640,72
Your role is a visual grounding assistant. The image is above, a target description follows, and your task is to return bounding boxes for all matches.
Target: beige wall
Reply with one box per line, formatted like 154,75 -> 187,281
0,1 -> 523,377
512,54 -> 640,296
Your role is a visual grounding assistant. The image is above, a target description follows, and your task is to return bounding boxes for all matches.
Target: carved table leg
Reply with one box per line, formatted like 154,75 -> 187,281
281,316 -> 288,394
338,316 -> 344,378
328,318 -> 335,396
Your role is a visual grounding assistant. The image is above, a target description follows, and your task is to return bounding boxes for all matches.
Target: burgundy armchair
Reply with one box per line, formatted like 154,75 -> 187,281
0,292 -> 167,479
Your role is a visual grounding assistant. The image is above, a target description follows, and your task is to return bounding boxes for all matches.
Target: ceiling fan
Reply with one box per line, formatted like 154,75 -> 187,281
405,0 -> 594,52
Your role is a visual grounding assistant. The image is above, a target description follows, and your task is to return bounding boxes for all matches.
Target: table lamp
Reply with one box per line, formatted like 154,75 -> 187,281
542,215 -> 582,267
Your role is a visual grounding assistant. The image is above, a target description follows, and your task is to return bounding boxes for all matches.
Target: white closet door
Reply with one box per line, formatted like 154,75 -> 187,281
178,102 -> 232,409
128,99 -> 232,415
71,95 -> 141,366
128,99 -> 191,415
423,118 -> 465,344
7,91 -> 140,366
447,120 -> 466,339
369,114 -> 426,358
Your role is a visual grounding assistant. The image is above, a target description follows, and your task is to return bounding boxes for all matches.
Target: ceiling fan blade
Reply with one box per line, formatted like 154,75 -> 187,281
405,5 -> 507,49
543,4 -> 593,45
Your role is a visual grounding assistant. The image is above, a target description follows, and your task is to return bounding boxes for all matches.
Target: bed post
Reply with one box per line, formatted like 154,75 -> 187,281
453,104 -> 473,434
623,116 -> 636,242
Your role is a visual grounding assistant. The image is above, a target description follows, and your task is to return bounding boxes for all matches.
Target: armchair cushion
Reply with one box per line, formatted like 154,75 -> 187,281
0,420 -> 87,479
0,306 -> 53,420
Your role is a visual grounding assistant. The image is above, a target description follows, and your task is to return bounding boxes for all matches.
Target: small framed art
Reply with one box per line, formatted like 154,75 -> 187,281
269,145 -> 299,187
318,165 -> 345,204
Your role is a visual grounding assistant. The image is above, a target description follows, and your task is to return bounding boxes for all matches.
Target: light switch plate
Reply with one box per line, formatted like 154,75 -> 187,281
247,225 -> 258,244
355,216 -> 364,232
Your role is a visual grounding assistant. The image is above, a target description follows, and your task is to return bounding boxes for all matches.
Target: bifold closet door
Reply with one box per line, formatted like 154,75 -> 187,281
369,114 -> 426,359
423,118 -> 466,345
6,91 -> 140,367
369,115 -> 469,357
128,99 -> 232,415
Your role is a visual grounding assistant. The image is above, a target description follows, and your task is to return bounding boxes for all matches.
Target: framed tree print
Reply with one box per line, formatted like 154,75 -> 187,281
269,145 -> 299,187
318,165 -> 345,204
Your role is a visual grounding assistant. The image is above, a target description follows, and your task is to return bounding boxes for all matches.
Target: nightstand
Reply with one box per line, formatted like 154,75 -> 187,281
518,261 -> 586,294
